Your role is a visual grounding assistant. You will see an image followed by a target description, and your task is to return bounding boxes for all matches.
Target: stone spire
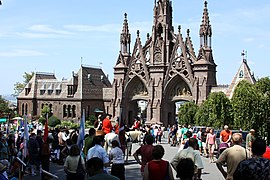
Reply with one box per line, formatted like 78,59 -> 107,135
199,1 -> 212,48
120,13 -> 131,56
226,50 -> 256,98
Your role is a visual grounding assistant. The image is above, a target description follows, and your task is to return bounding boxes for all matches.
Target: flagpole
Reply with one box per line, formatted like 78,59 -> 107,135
77,109 -> 85,153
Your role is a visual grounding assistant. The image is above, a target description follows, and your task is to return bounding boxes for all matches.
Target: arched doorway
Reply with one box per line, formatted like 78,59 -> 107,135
123,76 -> 149,126
163,75 -> 193,125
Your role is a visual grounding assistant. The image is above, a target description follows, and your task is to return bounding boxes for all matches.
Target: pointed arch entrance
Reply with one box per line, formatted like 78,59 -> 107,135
123,76 -> 149,125
163,75 -> 193,125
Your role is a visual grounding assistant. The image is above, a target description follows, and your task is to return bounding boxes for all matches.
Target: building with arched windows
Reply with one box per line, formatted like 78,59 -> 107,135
17,0 -> 255,125
17,65 -> 112,121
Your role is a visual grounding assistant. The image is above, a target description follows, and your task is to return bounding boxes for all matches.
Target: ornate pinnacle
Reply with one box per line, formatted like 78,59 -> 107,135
137,30 -> 140,37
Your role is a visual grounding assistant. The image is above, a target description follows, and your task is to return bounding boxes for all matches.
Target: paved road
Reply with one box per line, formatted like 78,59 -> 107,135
26,139 -> 224,180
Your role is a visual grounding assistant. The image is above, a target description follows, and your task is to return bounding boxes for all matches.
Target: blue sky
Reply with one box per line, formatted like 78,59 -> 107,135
0,0 -> 270,95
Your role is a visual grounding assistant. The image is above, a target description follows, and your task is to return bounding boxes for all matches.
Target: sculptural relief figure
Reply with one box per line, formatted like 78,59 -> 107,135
133,82 -> 148,96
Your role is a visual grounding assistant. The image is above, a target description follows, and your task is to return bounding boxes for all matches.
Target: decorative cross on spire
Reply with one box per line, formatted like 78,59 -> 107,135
204,0 -> 208,8
241,50 -> 247,63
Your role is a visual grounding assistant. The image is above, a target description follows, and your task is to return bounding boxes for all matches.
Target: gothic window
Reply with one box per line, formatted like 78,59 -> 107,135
72,105 -> 76,118
157,23 -> 163,37
41,103 -> 44,110
22,103 -> 25,116
239,70 -> 243,78
49,104 -> 53,115
25,104 -> 28,116
68,105 -> 71,117
63,105 -> 67,118
25,88 -> 31,96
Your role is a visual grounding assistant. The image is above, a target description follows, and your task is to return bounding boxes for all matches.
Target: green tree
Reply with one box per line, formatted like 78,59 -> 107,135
13,72 -> 34,96
195,92 -> 233,129
254,77 -> 270,143
178,102 -> 198,126
41,105 -> 50,118
48,115 -> 61,127
0,96 -> 9,117
231,80 -> 261,131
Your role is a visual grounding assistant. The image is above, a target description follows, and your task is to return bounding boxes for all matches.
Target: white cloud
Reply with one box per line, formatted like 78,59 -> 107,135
0,49 -> 46,57
64,24 -> 121,33
243,38 -> 254,43
28,25 -> 73,35
16,32 -> 70,39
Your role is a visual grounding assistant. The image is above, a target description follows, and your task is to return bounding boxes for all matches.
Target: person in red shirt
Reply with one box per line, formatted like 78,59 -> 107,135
133,135 -> 154,176
263,146 -> 270,160
102,114 -> 113,134
220,125 -> 232,144
131,118 -> 141,130
143,145 -> 174,180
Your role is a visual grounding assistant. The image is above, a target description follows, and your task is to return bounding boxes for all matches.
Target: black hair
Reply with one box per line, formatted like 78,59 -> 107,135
87,157 -> 103,172
176,158 -> 194,179
152,145 -> 164,160
89,128 -> 96,136
37,130 -> 42,135
111,140 -> 120,148
93,135 -> 104,145
145,134 -> 154,145
186,131 -> 192,138
252,138 -> 266,156
188,138 -> 198,148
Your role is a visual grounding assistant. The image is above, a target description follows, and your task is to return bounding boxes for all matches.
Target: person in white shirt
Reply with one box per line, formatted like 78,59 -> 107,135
87,136 -> 110,173
171,138 -> 204,180
109,140 -> 125,180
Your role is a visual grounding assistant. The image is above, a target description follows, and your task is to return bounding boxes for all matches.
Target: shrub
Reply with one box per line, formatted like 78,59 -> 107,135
48,115 -> 61,127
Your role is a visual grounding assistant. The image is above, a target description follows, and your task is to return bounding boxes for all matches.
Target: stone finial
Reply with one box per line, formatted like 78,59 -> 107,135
137,30 -> 140,37
124,13 -> 127,19
187,29 -> 190,36
178,25 -> 181,33
204,0 -> 208,8
147,33 -> 150,40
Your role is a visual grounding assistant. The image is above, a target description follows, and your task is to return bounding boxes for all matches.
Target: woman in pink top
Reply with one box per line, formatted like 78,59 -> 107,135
206,128 -> 216,163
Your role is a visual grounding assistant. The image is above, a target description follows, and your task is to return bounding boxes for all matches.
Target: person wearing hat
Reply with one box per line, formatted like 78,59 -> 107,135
246,129 -> 255,157
102,114 -> 113,134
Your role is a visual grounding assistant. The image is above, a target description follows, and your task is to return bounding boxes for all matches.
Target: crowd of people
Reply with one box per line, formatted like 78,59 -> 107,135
0,113 -> 269,180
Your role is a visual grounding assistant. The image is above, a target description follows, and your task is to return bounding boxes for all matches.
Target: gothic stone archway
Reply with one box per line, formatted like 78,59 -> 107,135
122,76 -> 149,125
162,75 -> 193,125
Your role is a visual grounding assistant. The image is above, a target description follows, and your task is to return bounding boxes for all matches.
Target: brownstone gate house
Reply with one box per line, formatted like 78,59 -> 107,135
17,0 -> 255,126
108,0 -> 217,125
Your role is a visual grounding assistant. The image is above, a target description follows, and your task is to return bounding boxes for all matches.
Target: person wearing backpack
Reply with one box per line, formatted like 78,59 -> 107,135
64,144 -> 86,180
